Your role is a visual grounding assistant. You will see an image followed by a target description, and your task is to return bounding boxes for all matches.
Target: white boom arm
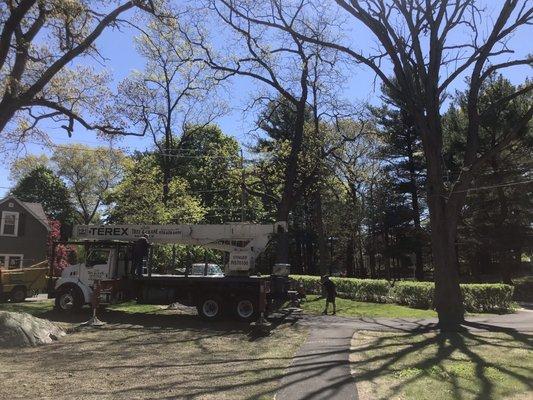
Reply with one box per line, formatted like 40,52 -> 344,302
72,222 -> 287,272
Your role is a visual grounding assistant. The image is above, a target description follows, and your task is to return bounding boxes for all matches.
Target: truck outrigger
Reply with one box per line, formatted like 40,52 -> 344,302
50,222 -> 291,322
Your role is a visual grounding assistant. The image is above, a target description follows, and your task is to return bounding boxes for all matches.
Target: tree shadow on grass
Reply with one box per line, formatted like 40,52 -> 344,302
7,301 -> 531,400
33,304 -> 302,343
3,310 -> 312,400
349,323 -> 533,400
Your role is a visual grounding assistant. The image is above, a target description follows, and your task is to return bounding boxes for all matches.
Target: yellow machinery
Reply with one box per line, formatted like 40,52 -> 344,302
0,261 -> 48,302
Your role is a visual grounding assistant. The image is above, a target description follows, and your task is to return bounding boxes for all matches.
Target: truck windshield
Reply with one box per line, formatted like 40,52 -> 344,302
86,249 -> 110,267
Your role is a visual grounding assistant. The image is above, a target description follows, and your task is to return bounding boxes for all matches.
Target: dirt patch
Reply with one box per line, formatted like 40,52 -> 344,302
0,311 -> 66,348
0,308 -> 306,400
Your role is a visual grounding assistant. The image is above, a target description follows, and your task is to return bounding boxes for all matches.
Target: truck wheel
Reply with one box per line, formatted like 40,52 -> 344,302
197,295 -> 223,320
55,286 -> 83,312
234,298 -> 258,322
10,286 -> 26,303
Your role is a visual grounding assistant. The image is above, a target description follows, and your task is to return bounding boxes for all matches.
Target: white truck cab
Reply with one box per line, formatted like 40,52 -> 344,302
54,245 -> 131,311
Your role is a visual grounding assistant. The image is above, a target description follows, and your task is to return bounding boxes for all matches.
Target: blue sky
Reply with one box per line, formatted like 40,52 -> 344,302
1,2 -> 531,197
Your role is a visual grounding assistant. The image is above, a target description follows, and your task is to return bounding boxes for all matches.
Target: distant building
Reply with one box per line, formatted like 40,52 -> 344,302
0,195 -> 50,269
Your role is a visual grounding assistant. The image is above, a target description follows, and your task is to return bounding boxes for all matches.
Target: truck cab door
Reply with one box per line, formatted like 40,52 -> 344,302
85,249 -> 112,284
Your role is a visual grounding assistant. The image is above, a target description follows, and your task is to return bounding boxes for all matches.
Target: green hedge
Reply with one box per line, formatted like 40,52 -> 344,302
460,283 -> 514,312
333,277 -> 390,303
290,275 -> 514,313
291,275 -> 390,303
390,282 -> 434,309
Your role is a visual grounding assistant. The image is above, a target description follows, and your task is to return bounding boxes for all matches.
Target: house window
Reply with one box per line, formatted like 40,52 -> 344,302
0,211 -> 19,236
0,254 -> 24,269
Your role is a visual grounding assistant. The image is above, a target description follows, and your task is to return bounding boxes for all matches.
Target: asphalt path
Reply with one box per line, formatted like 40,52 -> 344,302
275,306 -> 533,400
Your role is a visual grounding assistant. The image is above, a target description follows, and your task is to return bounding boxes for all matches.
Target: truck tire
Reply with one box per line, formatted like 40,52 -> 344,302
55,286 -> 83,312
234,297 -> 258,322
197,295 -> 223,320
10,286 -> 26,303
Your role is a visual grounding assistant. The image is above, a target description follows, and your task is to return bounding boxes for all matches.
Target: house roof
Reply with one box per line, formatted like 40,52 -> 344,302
0,195 -> 50,231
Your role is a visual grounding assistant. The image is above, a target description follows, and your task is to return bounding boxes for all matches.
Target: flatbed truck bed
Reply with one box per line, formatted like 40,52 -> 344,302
134,274 -> 271,320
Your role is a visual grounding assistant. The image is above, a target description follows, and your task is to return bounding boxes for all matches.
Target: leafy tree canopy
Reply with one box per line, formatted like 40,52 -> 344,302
51,144 -> 127,224
11,165 -> 75,226
106,154 -> 205,225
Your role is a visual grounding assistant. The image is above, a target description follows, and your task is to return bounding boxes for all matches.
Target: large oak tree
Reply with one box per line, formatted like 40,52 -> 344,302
224,0 -> 532,327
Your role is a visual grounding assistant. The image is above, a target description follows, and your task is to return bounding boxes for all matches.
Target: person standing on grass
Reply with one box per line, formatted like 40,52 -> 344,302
321,275 -> 336,315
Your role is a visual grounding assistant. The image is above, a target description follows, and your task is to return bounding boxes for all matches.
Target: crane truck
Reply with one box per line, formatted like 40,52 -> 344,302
49,222 -> 291,322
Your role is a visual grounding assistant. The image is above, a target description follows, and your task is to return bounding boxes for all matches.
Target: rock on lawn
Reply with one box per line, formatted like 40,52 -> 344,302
0,311 -> 66,348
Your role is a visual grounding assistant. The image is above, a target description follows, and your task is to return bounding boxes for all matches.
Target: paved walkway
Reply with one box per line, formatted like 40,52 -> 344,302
275,308 -> 533,400
276,322 -> 358,400
298,308 -> 533,333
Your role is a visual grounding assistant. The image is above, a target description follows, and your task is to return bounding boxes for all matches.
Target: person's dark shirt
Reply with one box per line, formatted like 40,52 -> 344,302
323,278 -> 336,296
133,239 -> 149,262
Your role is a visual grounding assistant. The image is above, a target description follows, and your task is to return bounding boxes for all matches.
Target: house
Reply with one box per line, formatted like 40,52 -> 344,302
0,195 -> 50,269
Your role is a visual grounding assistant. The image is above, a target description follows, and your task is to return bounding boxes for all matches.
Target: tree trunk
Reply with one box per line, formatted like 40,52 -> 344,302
345,236 -> 355,277
0,102 -> 18,134
415,107 -> 465,329
162,124 -> 172,204
407,135 -> 424,280
384,231 -> 392,281
312,189 -> 328,274
294,232 -> 303,274
427,196 -> 465,328
306,233 -> 315,275
500,251 -> 513,285
414,248 -> 424,280
358,245 -> 366,278
368,249 -> 376,279
162,157 -> 171,203
275,102 -> 307,264
491,157 -> 512,284
471,248 -> 484,282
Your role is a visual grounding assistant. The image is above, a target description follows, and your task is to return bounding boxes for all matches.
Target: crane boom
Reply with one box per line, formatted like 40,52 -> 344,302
72,222 -> 287,272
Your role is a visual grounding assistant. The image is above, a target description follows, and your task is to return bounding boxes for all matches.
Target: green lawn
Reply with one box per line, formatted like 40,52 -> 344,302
350,330 -> 533,400
301,295 -> 438,318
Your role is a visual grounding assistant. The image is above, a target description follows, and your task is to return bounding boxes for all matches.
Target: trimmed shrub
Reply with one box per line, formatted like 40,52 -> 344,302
331,277 -> 390,303
460,283 -> 514,312
290,275 -> 390,303
390,282 -> 513,312
290,275 -> 514,313
390,281 -> 434,309
290,275 -> 322,294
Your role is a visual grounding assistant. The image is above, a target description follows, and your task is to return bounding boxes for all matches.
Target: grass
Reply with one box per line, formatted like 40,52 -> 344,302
0,298 -> 308,400
107,301 -> 167,314
350,330 -> 533,400
301,294 -> 438,318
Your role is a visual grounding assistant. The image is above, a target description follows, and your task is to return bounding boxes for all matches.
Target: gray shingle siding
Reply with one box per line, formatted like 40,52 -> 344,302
0,197 -> 49,267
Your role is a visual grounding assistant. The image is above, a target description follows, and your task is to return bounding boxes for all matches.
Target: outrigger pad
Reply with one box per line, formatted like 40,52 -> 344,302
79,315 -> 106,327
